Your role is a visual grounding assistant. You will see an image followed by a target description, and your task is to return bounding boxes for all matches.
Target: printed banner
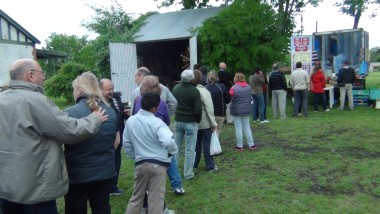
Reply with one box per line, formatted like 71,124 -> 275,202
291,35 -> 313,74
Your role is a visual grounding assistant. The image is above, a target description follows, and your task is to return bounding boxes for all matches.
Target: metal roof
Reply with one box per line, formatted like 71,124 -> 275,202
0,9 -> 40,44
134,7 -> 224,43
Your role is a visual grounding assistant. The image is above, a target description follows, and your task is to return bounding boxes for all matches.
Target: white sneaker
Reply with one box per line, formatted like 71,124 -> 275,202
260,120 -> 269,123
324,109 -> 330,112
163,208 -> 175,214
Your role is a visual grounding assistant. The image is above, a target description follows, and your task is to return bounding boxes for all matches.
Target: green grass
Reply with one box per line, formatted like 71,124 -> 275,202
54,75 -> 380,214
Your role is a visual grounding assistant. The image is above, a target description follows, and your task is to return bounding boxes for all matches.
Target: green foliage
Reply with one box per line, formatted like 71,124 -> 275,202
197,0 -> 289,74
81,1 -> 149,78
334,0 -> 380,28
155,0 -> 219,9
44,62 -> 88,102
370,46 -> 380,62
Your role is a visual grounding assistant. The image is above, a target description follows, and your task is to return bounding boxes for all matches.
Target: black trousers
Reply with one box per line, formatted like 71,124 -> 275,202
1,199 -> 57,214
111,143 -> 122,192
64,178 -> 113,214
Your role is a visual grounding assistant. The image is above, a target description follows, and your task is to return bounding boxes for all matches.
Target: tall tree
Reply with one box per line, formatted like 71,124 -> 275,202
370,47 -> 380,62
198,0 -> 289,72
81,0 -> 148,78
40,33 -> 95,76
335,0 -> 380,29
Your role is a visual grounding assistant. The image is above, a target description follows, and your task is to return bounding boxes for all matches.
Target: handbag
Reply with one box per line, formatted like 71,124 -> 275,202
210,131 -> 222,155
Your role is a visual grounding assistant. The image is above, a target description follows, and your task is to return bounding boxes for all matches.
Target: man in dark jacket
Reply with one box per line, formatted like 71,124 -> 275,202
337,60 -> 356,110
218,62 -> 234,123
172,69 -> 202,180
100,79 -> 128,196
269,63 -> 288,119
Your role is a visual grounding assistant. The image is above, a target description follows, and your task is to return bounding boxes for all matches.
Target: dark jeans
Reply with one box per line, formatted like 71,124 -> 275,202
64,178 -> 113,214
293,89 -> 308,117
313,93 -> 327,111
111,143 -> 122,192
1,199 -> 57,214
194,128 -> 214,171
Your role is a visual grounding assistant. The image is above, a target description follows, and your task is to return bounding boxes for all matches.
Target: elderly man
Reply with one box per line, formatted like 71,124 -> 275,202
0,59 -> 107,213
130,67 -> 177,116
172,69 -> 202,180
269,63 -> 288,119
100,79 -> 128,196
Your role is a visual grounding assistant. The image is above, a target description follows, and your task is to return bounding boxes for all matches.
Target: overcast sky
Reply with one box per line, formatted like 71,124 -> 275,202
1,0 -> 379,48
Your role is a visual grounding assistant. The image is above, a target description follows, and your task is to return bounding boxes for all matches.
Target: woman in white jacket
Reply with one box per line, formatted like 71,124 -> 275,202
193,69 -> 218,172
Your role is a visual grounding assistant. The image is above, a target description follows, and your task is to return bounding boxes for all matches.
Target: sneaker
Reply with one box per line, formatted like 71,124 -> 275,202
141,207 -> 148,214
173,187 -> 185,195
235,147 -> 244,152
249,145 -> 258,151
260,120 -> 269,123
324,109 -> 330,112
208,165 -> 219,172
163,208 -> 175,214
110,188 -> 123,196
314,110 -> 318,112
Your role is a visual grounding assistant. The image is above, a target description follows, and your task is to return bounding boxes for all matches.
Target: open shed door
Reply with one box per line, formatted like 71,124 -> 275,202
109,42 -> 138,103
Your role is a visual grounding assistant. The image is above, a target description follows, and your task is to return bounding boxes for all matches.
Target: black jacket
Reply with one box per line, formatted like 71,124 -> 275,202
269,70 -> 287,91
337,67 -> 356,84
205,83 -> 231,117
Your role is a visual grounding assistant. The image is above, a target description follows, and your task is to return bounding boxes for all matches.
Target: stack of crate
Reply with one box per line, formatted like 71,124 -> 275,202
353,90 -> 369,106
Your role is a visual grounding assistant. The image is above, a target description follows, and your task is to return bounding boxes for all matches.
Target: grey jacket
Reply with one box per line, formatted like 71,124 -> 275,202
0,80 -> 101,204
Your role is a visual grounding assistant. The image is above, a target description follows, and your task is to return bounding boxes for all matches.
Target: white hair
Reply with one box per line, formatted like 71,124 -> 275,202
181,69 -> 194,83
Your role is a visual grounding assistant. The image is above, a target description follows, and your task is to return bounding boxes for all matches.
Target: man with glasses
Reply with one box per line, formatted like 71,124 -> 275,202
0,59 -> 108,214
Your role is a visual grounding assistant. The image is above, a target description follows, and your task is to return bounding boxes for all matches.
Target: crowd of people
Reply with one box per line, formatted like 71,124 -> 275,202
0,58 -> 357,214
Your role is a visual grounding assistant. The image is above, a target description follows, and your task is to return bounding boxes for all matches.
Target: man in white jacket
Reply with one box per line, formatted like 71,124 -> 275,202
123,92 -> 178,214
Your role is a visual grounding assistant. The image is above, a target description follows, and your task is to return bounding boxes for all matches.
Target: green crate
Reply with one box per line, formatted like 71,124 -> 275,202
352,90 -> 369,96
369,89 -> 380,100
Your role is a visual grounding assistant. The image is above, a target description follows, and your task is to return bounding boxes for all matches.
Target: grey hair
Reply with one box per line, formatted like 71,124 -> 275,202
181,69 -> 194,83
136,67 -> 151,77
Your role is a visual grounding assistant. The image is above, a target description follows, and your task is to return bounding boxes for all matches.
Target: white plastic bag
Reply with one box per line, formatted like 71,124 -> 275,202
210,131 -> 222,155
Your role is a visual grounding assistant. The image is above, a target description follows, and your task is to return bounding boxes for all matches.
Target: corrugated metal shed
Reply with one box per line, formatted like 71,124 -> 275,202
134,7 -> 224,43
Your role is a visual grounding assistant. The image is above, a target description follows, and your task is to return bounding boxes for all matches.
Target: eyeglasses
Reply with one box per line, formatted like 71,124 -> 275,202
31,69 -> 46,76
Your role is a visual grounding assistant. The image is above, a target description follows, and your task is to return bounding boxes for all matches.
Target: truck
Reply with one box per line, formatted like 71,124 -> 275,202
291,28 -> 369,90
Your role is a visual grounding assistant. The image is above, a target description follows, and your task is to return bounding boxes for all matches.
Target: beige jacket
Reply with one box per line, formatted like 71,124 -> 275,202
0,80 -> 100,204
196,85 -> 217,130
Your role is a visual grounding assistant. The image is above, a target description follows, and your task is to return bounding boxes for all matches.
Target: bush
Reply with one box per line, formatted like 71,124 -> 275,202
44,62 -> 89,102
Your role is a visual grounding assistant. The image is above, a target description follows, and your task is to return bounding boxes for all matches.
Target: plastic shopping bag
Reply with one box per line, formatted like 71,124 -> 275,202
210,131 -> 222,155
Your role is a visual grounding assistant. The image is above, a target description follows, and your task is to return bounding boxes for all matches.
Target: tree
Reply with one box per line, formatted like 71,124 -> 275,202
154,0 -> 221,9
335,0 -> 380,29
370,47 -> 380,62
198,0 -> 289,73
81,0 -> 148,78
46,33 -> 95,66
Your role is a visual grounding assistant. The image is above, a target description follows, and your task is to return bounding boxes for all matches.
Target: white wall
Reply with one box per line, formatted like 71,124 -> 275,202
0,43 -> 34,87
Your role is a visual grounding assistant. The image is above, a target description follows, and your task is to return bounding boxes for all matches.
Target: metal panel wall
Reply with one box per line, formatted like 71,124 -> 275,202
109,42 -> 138,103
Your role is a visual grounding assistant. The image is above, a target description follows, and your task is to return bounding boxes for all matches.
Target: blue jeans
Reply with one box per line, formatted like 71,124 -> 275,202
233,115 -> 254,148
174,122 -> 198,180
194,128 -> 214,171
1,200 -> 57,214
252,93 -> 265,121
293,89 -> 308,117
167,157 -> 183,189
